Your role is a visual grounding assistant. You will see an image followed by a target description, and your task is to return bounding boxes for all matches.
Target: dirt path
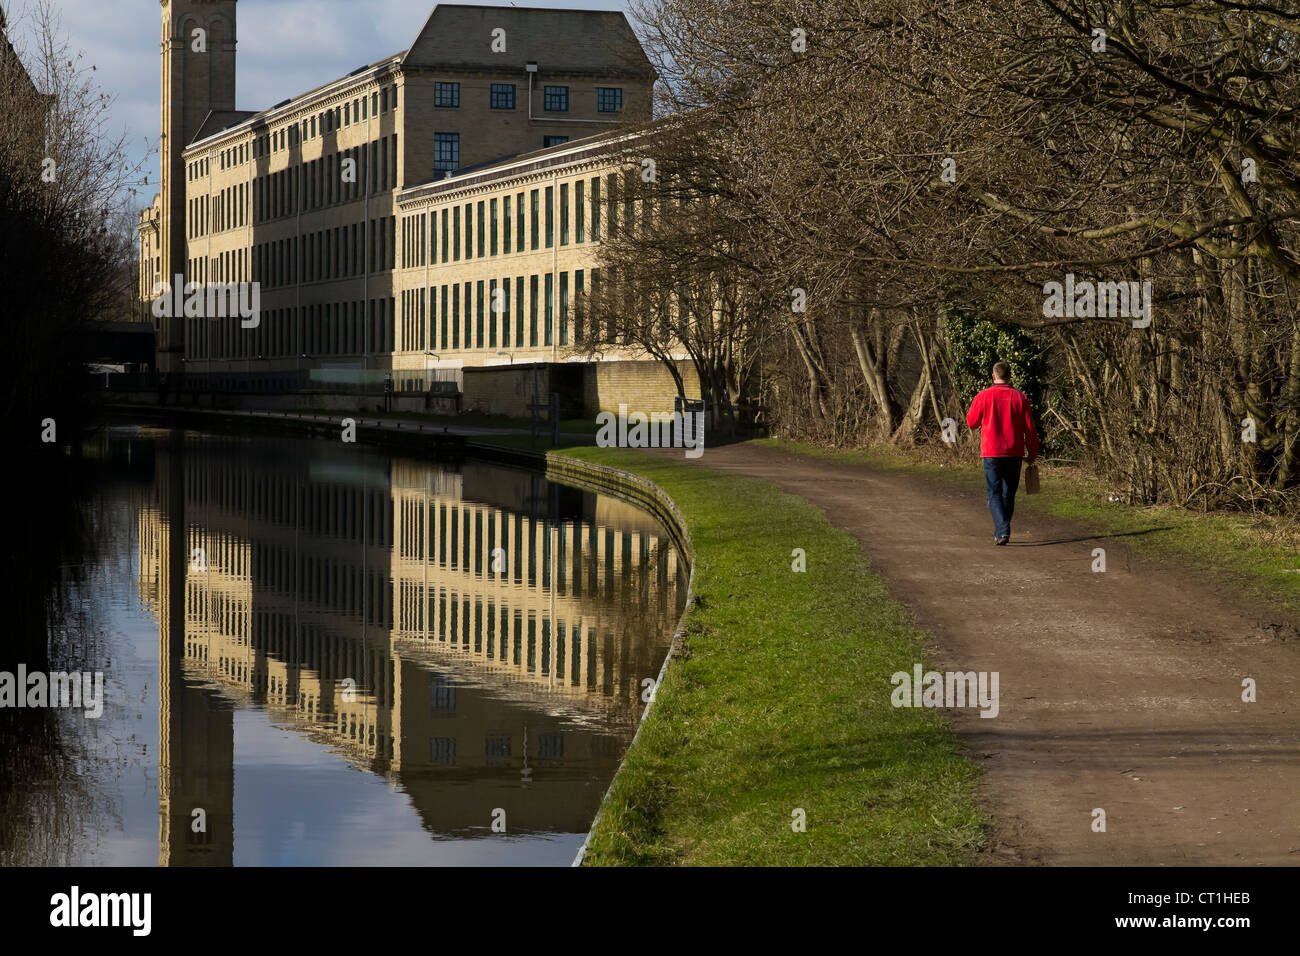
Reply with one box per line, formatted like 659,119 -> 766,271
668,444 -> 1300,865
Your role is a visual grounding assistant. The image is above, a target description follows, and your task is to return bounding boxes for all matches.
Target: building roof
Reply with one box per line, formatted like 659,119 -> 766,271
397,127 -> 640,203
192,109 -> 258,144
182,4 -> 654,152
186,52 -> 403,150
402,4 -> 654,78
0,4 -> 40,99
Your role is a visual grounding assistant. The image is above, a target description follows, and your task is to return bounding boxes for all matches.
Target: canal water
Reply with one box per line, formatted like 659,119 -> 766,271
0,426 -> 687,866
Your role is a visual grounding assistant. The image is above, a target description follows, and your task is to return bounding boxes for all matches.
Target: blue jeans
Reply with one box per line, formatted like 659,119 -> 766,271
983,457 -> 1022,539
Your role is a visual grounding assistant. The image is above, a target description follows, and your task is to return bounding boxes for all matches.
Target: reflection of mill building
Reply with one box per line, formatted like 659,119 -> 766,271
136,432 -> 685,849
388,458 -> 684,702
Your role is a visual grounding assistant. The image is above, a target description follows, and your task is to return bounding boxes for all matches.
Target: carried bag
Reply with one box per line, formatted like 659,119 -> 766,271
1024,463 -> 1041,494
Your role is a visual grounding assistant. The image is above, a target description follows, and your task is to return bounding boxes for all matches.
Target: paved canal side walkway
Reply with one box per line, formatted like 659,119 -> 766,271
674,443 -> 1300,865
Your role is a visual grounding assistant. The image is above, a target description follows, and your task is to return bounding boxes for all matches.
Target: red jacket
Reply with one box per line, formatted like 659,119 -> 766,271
966,382 -> 1039,459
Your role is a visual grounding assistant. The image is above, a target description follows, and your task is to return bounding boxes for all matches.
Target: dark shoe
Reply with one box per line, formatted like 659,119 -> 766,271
995,535 -> 1009,546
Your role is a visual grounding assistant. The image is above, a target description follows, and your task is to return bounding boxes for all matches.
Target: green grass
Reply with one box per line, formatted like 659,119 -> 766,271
760,439 -> 1300,618
555,446 -> 986,866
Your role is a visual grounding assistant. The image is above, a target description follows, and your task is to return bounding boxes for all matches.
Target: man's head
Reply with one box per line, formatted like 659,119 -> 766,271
992,362 -> 1012,383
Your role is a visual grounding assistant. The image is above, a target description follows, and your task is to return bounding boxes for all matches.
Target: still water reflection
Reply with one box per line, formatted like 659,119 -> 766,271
0,427 -> 686,866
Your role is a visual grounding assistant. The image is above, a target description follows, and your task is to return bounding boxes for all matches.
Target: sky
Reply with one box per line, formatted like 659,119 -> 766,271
3,0 -> 636,217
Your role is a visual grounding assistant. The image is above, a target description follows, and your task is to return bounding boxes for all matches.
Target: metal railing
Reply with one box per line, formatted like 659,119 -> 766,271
95,368 -> 460,396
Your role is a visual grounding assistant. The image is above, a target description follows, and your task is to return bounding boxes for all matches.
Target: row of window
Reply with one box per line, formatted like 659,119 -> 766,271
433,82 -> 622,114
429,130 -> 565,178
190,182 -> 247,238
188,247 -> 248,286
254,217 -> 397,288
188,170 -> 644,295
189,217 -> 397,288
187,84 -> 400,180
428,733 -> 567,765
398,270 -> 598,353
189,134 -> 401,238
184,299 -> 395,360
399,172 -> 647,269
255,134 -> 399,224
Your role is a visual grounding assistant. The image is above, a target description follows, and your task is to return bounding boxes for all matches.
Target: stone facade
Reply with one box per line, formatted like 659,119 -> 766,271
583,360 -> 702,416
139,2 -> 660,388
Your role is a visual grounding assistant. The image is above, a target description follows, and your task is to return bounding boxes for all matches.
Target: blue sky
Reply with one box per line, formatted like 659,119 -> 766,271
5,0 -> 634,216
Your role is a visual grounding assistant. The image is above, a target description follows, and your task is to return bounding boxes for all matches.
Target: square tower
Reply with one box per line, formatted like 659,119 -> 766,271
157,0 -> 237,371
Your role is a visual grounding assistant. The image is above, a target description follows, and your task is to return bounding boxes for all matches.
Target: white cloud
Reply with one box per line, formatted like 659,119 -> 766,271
10,0 -> 634,212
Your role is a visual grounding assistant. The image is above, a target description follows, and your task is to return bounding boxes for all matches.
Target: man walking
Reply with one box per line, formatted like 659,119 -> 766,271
966,362 -> 1039,545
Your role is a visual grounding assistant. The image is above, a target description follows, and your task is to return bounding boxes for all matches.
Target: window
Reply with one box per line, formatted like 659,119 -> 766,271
575,270 -> 585,342
545,186 -> 554,248
490,83 -> 516,110
576,181 -> 585,243
544,135 -> 569,148
451,284 -> 460,348
441,285 -> 449,350
560,272 -> 569,346
503,196 -> 512,254
435,82 -> 460,108
463,282 -> 472,349
607,171 -> 619,236
530,189 -> 539,250
490,199 -> 498,257
430,738 -> 455,764
530,275 -> 539,346
515,276 -> 524,346
543,86 -> 568,112
434,132 -> 459,176
560,183 -> 569,245
476,281 -> 484,349
477,201 -> 485,258
489,279 -> 498,348
545,273 -> 554,346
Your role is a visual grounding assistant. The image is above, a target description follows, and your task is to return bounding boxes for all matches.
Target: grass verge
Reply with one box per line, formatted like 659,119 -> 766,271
553,446 -> 986,866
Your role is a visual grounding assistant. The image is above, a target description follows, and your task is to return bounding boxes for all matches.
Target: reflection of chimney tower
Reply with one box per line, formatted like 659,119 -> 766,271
156,433 -> 234,866
156,0 -> 239,373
